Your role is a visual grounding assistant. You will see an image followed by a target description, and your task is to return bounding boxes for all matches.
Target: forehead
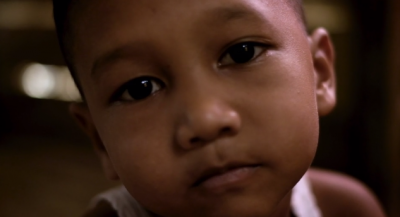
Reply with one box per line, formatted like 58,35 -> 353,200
70,0 -> 301,78
73,0 -> 292,22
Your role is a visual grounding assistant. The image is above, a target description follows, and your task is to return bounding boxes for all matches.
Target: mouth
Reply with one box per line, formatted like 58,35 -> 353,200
193,163 -> 261,190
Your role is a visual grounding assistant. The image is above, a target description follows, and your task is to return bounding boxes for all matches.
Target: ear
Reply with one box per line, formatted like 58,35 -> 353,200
309,28 -> 336,116
69,103 -> 119,180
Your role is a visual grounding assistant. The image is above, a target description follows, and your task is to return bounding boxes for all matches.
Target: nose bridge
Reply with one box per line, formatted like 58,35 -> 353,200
185,90 -> 231,126
174,75 -> 241,150
177,69 -> 227,123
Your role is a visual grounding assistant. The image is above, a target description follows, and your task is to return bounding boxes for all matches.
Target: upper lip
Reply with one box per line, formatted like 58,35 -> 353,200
192,162 -> 260,187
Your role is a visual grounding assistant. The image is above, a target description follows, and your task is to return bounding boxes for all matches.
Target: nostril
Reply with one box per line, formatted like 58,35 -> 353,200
220,127 -> 235,137
190,137 -> 201,145
189,127 -> 233,145
190,127 -> 232,144
221,127 -> 231,134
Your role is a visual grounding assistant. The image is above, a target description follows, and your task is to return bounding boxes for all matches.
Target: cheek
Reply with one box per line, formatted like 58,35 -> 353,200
95,111 -> 185,198
241,57 -> 319,175
238,84 -> 318,207
247,95 -> 318,168
93,107 -> 212,215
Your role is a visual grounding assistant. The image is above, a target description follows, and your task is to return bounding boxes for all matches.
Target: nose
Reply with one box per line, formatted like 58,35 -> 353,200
176,97 -> 241,150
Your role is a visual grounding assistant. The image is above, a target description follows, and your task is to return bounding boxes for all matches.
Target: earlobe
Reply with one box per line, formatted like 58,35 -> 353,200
69,103 -> 119,180
309,28 -> 336,116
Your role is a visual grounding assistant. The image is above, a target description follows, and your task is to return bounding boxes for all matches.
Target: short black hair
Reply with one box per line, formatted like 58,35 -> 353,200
53,0 -> 305,97
53,0 -> 83,95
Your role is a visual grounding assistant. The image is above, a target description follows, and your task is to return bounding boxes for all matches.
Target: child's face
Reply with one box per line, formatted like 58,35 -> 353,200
70,0 -> 335,216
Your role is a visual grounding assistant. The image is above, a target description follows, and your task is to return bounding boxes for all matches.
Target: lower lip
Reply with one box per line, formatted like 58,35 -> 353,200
200,166 -> 260,191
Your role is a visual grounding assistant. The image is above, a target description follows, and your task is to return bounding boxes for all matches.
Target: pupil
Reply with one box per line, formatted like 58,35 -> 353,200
229,43 -> 255,63
127,78 -> 153,100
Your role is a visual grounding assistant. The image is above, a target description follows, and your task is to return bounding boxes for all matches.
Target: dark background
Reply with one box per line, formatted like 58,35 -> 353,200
0,0 -> 399,216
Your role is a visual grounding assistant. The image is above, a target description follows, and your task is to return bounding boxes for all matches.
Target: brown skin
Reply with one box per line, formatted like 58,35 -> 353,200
66,0 -> 383,216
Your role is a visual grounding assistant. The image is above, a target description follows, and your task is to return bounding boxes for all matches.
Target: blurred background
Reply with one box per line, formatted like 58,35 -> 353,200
0,0 -> 399,216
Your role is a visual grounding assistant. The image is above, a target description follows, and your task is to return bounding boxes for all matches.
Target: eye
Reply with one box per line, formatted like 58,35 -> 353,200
118,76 -> 163,101
219,42 -> 266,66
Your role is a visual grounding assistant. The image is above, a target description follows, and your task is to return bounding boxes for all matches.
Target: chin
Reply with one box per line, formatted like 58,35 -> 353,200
205,206 -> 274,217
192,194 -> 283,217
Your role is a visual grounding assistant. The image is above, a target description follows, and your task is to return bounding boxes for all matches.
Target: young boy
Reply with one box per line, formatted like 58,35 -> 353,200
52,0 -> 386,216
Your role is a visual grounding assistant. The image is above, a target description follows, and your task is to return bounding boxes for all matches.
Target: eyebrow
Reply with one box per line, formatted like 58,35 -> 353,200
209,5 -> 260,24
91,5 -> 262,81
91,42 -> 146,81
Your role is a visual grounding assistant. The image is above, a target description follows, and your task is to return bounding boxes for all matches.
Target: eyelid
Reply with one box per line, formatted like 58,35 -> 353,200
109,76 -> 164,104
218,41 -> 269,67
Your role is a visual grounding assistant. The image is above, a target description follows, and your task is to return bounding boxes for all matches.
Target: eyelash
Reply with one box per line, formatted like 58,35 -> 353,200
218,41 -> 268,67
111,76 -> 164,103
111,41 -> 268,103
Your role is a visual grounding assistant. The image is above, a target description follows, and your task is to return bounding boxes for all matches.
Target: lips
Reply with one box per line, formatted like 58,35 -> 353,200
193,163 -> 261,190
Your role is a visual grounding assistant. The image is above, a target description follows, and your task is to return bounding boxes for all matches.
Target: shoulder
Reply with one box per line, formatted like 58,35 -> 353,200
307,168 -> 386,217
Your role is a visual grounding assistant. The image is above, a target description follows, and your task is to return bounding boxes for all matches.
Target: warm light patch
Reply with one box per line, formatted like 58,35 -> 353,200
304,3 -> 352,33
20,63 -> 81,102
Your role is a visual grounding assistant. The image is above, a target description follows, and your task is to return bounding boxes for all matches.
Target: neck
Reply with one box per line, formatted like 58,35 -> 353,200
149,190 -> 294,217
269,190 -> 293,217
